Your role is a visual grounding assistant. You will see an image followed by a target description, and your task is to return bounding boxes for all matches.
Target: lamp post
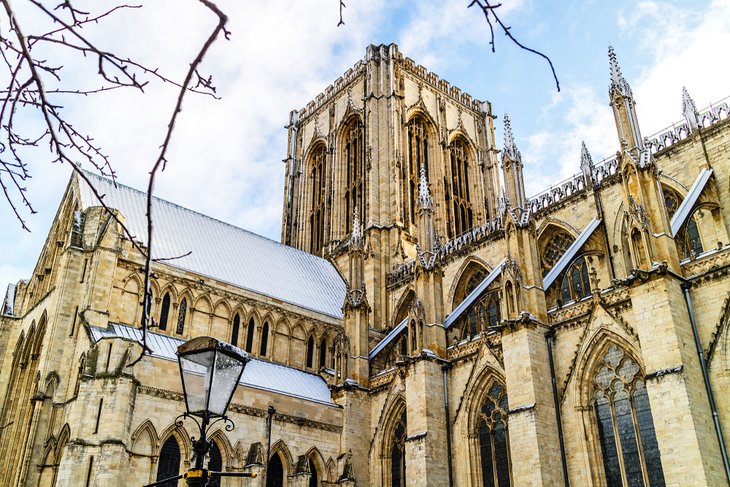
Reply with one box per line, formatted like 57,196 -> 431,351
145,336 -> 256,487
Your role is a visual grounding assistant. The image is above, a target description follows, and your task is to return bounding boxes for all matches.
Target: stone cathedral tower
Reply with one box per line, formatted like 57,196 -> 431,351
281,43 -> 500,330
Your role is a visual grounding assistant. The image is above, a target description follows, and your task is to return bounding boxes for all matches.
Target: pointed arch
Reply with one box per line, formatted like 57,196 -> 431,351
194,294 -> 213,314
447,134 -> 476,237
208,429 -> 234,468
213,299 -> 232,319
380,396 -> 407,487
158,422 -> 192,463
393,288 -> 416,327
338,113 -> 365,236
131,420 -> 159,456
306,139 -> 329,255
449,258 -> 492,311
326,457 -> 337,484
404,112 -> 437,229
269,439 -> 294,474
305,446 -> 326,486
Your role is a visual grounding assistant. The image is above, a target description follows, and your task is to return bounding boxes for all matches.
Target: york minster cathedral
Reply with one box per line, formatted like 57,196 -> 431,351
1,43 -> 730,486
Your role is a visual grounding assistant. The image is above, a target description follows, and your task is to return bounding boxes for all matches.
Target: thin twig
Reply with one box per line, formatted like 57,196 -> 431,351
468,0 -> 560,92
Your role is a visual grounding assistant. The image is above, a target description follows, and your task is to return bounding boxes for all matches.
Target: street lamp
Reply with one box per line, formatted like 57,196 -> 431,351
146,336 -> 256,487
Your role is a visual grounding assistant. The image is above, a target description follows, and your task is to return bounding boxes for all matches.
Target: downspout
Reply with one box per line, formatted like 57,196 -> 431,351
442,364 -> 454,487
546,328 -> 570,486
682,283 -> 730,483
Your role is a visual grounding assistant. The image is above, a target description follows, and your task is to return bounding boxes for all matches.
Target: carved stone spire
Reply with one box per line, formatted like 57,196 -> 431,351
502,114 -> 521,161
501,114 -> 526,209
608,46 -> 632,98
682,86 -> 700,133
351,206 -> 363,250
416,163 -> 433,210
608,46 -> 642,151
580,141 -> 594,185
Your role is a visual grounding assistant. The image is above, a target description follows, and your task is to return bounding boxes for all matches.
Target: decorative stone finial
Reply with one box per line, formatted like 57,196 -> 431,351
351,206 -> 362,247
580,141 -> 594,185
503,114 -> 520,161
682,86 -> 700,132
608,46 -> 632,97
416,164 -> 433,209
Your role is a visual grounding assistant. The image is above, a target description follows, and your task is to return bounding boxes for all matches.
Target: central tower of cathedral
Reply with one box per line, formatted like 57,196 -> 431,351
281,43 -> 500,328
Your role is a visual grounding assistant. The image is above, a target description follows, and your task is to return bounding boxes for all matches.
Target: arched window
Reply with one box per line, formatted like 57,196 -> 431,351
70,209 -> 85,248
308,458 -> 319,487
176,298 -> 187,335
231,313 -> 241,347
260,322 -> 269,357
267,452 -> 284,487
631,228 -> 648,269
459,292 -> 500,342
306,336 -> 315,368
208,441 -> 223,487
663,188 -> 680,219
542,231 -> 574,276
682,218 -> 703,258
391,410 -> 407,487
309,144 -> 328,255
477,381 -> 511,487
343,119 -> 364,235
319,338 -> 327,369
592,345 -> 665,486
159,293 -> 171,330
561,257 -> 591,303
156,436 -> 181,486
406,117 -> 429,227
449,137 -> 473,237
246,318 -> 255,353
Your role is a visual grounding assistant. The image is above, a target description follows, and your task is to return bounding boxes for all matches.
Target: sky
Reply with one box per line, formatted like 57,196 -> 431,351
2,0 -> 729,289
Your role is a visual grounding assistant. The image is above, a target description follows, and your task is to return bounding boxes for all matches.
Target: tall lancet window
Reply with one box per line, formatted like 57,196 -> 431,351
390,410 -> 407,487
406,116 -> 429,227
477,381 -> 511,487
449,137 -> 473,237
593,345 -> 665,487
343,119 -> 364,235
309,143 -> 328,254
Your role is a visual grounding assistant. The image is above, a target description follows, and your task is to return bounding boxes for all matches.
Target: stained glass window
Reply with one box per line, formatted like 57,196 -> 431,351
449,138 -> 473,237
306,336 -> 315,368
561,257 -> 591,303
391,410 -> 407,487
477,381 -> 511,487
156,436 -> 180,486
159,293 -> 171,331
344,120 -> 364,235
593,345 -> 665,486
176,298 -> 187,335
260,322 -> 269,357
543,232 -> 574,274
309,144 -> 328,254
406,117 -> 429,227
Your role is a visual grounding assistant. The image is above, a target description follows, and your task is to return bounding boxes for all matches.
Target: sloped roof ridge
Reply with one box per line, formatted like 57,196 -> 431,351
80,169 -> 317,258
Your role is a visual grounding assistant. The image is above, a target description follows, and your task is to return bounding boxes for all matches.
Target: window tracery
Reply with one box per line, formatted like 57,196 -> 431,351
476,381 -> 511,487
459,292 -> 501,341
176,298 -> 187,335
592,345 -> 665,487
560,257 -> 591,303
156,436 -> 181,486
309,144 -> 328,254
390,410 -> 407,487
406,117 -> 430,227
448,138 -> 474,237
343,119 -> 364,235
542,231 -> 574,274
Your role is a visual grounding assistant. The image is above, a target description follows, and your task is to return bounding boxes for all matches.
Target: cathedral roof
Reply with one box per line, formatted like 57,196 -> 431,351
77,171 -> 346,319
90,322 -> 336,406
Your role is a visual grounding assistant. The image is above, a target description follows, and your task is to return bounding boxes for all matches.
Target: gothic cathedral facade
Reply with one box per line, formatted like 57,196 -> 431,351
1,43 -> 730,486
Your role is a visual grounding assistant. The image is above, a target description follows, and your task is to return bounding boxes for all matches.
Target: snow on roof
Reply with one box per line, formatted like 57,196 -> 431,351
543,218 -> 602,290
77,171 -> 346,319
368,318 -> 407,361
670,168 -> 713,237
443,260 -> 505,330
89,322 -> 336,406
2,284 -> 16,316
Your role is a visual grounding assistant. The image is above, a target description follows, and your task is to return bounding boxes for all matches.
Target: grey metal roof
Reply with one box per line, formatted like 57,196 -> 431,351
89,323 -> 335,406
670,168 -> 713,237
368,318 -> 407,361
444,259 -> 505,330
77,171 -> 346,319
2,284 -> 15,316
543,218 -> 602,289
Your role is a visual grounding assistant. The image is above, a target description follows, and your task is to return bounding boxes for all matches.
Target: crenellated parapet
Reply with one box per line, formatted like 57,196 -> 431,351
297,61 -> 367,122
400,57 -> 486,113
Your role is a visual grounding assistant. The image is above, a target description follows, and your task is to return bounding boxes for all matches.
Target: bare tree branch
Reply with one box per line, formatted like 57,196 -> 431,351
469,0 -> 560,92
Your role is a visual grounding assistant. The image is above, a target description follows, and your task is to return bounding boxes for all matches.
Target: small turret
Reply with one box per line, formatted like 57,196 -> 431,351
608,46 -> 643,151
580,141 -> 595,186
501,114 -> 527,209
416,164 -> 437,260
682,86 -> 700,133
